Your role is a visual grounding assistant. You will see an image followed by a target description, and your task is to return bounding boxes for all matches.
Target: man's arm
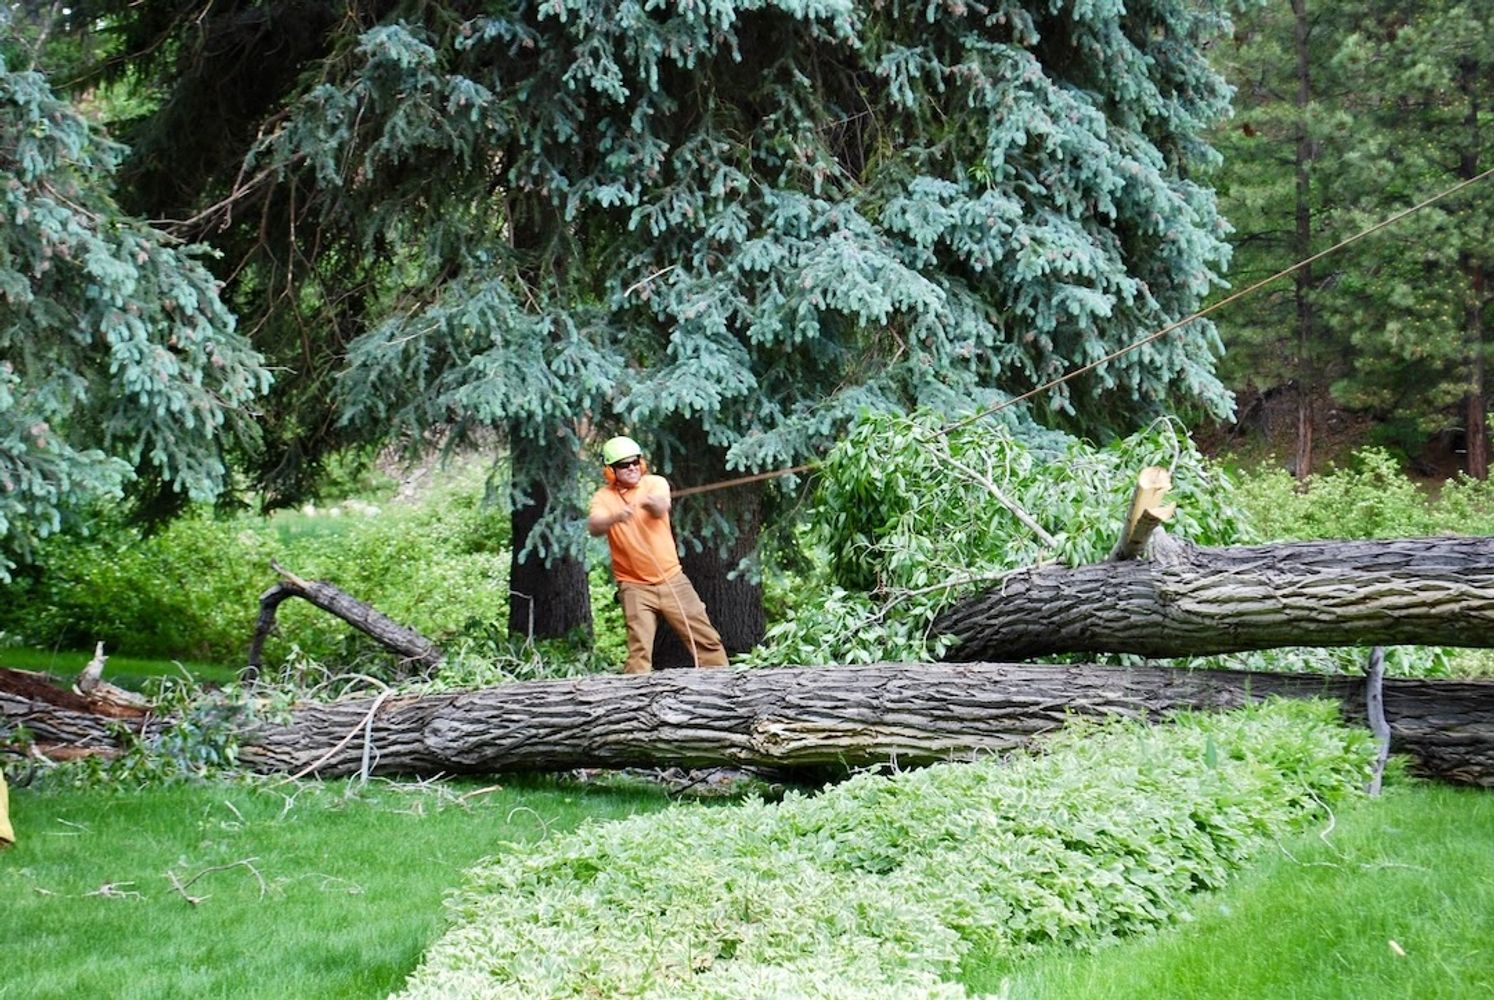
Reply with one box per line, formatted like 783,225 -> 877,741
588,505 -> 632,536
640,480 -> 671,517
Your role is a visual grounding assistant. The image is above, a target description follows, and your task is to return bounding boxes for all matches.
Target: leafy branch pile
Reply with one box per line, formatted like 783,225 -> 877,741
750,411 -> 1248,666
396,700 -> 1373,1000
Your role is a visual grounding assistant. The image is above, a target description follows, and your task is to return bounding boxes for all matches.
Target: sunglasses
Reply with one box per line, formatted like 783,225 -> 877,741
610,458 -> 641,470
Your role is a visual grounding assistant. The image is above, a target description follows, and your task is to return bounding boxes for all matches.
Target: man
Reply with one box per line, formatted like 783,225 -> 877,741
588,435 -> 729,674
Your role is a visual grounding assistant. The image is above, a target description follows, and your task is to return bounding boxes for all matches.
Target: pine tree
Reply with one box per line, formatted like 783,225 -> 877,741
0,52 -> 270,578
62,1 -> 1238,645
1331,1 -> 1494,476
1210,0 -> 1365,477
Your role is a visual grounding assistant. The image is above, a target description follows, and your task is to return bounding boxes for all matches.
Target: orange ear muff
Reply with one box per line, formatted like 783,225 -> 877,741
637,459 -> 648,476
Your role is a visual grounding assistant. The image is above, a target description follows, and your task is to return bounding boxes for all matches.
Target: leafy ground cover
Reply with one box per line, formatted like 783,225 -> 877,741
396,701 -> 1373,999
0,775 -> 676,1000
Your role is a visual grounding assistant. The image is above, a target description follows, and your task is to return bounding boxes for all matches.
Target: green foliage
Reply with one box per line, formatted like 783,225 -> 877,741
1321,2 -> 1494,437
1211,0 -> 1494,451
1233,447 -> 1494,542
0,56 -> 270,579
0,469 -> 514,670
396,700 -> 1373,1000
751,411 -> 1247,665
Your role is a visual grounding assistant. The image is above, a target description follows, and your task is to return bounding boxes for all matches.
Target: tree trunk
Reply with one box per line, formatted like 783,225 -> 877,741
1291,0 -> 1317,481
649,419 -> 767,666
936,534 -> 1494,661
1458,59 -> 1488,481
508,431 -> 593,641
652,483 -> 766,666
1462,260 -> 1488,481
7,662 -> 1490,786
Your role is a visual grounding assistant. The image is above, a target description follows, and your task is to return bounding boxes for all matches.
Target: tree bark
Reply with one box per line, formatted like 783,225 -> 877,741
651,483 -> 766,667
650,420 -> 767,666
1462,258 -> 1488,480
508,436 -> 593,641
6,662 -> 1491,786
1291,0 -> 1317,482
247,562 -> 443,679
1457,58 -> 1488,481
936,534 -> 1494,661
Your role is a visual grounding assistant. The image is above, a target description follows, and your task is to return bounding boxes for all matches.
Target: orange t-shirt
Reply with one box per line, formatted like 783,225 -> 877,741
589,474 -> 682,585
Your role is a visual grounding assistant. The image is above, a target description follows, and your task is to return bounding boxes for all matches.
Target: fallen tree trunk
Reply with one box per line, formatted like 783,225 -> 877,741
936,534 -> 1494,661
6,662 -> 1490,785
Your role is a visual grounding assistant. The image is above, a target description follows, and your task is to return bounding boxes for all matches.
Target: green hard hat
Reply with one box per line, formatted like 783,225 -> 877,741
601,435 -> 643,465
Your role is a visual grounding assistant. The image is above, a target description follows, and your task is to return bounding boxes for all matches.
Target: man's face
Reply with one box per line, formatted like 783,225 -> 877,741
611,456 -> 643,486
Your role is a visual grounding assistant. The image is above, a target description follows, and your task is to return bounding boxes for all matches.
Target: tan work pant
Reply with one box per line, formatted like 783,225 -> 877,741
618,572 -> 729,674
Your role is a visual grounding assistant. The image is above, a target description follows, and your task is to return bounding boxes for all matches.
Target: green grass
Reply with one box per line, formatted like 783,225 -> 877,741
2,769 -> 1489,999
965,783 -> 1494,1000
0,647 -> 241,689
0,776 -> 676,999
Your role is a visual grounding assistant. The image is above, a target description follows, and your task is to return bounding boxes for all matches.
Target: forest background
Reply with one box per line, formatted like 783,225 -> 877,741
2,0 -> 1493,677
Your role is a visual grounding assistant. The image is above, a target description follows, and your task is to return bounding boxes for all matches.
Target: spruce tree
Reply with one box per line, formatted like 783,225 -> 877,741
61,1 -> 1238,646
0,53 -> 270,578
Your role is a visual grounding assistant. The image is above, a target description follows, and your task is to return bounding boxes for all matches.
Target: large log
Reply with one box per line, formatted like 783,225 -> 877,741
232,665 -> 1494,785
936,534 -> 1494,661
6,662 -> 1490,785
0,666 -> 165,760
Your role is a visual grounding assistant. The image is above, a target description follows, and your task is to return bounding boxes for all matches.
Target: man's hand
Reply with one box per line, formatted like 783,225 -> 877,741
587,504 -> 634,536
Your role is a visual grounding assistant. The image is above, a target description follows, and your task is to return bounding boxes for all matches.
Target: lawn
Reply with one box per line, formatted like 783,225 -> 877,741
0,646 -> 242,689
4,764 -> 1490,998
1,775 -> 677,1000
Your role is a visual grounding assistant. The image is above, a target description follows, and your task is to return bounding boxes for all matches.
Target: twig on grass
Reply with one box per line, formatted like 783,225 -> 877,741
457,784 -> 505,804
166,857 -> 268,906
86,882 -> 145,900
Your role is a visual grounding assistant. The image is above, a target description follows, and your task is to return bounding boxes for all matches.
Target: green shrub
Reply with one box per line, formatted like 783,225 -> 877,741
750,413 -> 1248,666
395,700 -> 1373,1000
0,469 -> 517,670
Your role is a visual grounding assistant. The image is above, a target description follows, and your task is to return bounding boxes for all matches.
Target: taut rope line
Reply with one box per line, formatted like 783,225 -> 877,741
940,163 -> 1494,437
663,165 -> 1494,498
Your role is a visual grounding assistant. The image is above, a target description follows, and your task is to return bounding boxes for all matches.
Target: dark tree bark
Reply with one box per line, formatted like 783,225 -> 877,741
652,483 -> 766,667
508,435 -> 593,641
7,662 -> 1490,785
936,534 -> 1494,662
1457,58 -> 1489,481
1291,0 -> 1317,481
1462,258 -> 1488,481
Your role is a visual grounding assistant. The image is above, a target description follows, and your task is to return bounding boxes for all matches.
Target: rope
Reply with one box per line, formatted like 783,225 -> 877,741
940,163 -> 1494,436
661,165 -> 1494,498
